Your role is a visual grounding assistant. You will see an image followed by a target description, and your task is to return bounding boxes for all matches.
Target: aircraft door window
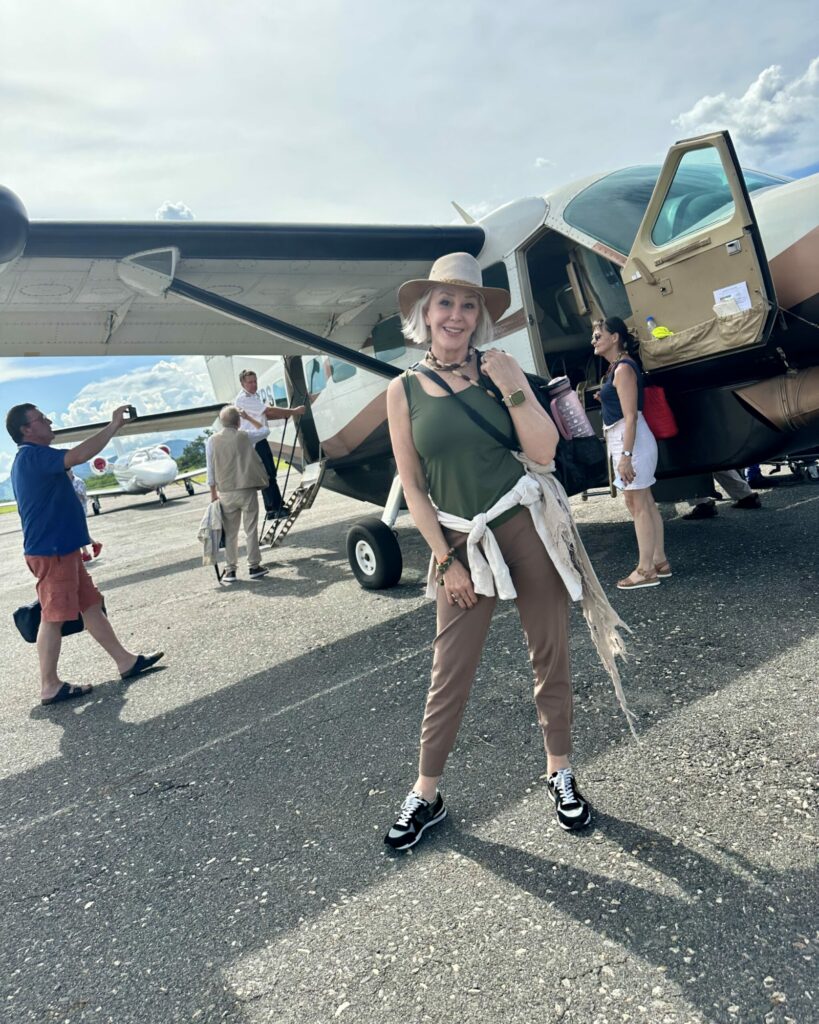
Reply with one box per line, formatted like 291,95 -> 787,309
371,315 -> 406,363
272,379 -> 288,408
304,357 -> 327,395
330,357 -> 357,383
651,147 -> 735,247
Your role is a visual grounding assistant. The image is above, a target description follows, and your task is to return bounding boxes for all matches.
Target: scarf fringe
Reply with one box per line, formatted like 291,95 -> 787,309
517,455 -> 639,740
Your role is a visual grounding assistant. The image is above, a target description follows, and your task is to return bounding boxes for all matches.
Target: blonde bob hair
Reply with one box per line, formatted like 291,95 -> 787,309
400,286 -> 495,349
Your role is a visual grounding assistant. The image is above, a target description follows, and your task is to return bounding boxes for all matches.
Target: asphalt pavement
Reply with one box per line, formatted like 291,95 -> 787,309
1,476 -> 816,1024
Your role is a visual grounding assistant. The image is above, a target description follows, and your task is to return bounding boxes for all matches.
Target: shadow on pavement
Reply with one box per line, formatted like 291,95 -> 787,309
1,489 -> 816,1022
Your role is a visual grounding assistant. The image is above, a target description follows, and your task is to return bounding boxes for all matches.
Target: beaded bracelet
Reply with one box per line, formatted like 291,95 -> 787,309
435,548 -> 456,585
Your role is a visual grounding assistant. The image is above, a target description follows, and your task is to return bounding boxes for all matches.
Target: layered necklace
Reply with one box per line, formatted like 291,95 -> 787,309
423,345 -> 500,400
424,345 -> 475,372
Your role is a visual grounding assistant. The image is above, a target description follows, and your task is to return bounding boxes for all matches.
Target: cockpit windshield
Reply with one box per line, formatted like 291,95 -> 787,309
563,163 -> 788,256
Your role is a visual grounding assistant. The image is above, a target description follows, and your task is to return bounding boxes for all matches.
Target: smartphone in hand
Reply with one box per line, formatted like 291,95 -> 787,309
124,405 -> 138,419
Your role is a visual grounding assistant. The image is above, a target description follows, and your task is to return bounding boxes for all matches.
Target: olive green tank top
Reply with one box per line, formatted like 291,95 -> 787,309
403,372 -> 525,526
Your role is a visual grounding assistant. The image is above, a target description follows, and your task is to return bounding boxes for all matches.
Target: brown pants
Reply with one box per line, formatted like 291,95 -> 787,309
419,509 -> 572,778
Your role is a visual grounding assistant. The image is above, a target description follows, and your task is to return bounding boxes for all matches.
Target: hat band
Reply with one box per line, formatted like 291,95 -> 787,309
431,277 -> 483,290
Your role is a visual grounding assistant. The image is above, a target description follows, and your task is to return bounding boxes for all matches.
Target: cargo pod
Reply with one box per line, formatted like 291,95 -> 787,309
622,131 -> 777,371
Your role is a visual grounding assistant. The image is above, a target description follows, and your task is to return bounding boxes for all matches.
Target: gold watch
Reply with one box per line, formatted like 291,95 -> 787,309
502,389 -> 526,408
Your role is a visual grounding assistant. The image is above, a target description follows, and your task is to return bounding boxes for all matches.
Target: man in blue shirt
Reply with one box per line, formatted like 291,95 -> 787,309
6,403 -> 164,706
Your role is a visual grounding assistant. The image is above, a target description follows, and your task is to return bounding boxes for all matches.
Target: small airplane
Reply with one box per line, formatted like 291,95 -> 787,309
1,130 -> 817,585
79,444 -> 202,513
50,409 -> 221,513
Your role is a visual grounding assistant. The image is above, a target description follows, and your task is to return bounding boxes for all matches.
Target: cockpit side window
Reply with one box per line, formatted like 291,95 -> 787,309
650,147 -> 734,246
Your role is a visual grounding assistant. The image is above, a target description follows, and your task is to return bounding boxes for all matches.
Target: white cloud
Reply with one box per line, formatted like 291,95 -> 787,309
534,157 -> 555,169
58,356 -> 216,428
0,359 -> 111,384
673,58 -> 819,169
156,200 -> 195,221
0,451 -> 12,479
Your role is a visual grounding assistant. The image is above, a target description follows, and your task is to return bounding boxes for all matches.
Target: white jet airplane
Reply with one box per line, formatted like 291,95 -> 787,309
79,444 -> 203,514
50,408 -> 221,513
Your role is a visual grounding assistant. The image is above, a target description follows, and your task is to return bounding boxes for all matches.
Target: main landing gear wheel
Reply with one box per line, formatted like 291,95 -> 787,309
346,516 -> 402,590
92,498 -> 101,516
185,480 -> 195,496
158,490 -> 168,505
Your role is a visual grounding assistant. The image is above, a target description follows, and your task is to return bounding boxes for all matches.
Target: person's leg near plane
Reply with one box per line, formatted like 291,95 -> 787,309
254,439 -> 283,515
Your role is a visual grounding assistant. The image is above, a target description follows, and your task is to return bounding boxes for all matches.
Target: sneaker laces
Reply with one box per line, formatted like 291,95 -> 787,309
553,769 -> 578,805
395,791 -> 426,827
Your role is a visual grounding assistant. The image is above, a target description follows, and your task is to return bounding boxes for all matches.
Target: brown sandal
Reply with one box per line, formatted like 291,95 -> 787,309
655,560 -> 672,578
616,567 -> 661,590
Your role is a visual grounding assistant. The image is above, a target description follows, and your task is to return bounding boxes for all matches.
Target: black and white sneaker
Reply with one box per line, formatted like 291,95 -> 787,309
221,569 -> 238,584
546,769 -> 592,831
248,565 -> 269,580
384,790 -> 447,851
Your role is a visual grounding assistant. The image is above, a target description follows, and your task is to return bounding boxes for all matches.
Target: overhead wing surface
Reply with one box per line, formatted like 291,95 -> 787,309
51,404 -> 223,443
0,213 -> 484,359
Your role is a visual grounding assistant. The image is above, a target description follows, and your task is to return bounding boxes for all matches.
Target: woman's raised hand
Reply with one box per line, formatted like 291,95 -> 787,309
480,349 -> 526,394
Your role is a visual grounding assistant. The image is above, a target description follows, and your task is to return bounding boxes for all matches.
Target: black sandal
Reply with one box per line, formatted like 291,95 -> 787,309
41,682 -> 93,706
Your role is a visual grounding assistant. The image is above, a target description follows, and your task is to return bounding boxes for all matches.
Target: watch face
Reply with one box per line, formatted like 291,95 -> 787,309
507,389 -> 526,407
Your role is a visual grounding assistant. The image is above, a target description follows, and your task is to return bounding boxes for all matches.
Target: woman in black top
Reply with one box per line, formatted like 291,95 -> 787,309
594,317 -> 670,589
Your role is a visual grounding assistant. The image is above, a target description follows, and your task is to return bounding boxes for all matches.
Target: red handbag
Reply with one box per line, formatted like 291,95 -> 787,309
643,385 -> 679,439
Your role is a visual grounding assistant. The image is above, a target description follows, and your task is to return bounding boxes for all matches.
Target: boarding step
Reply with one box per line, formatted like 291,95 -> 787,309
260,460 -> 326,548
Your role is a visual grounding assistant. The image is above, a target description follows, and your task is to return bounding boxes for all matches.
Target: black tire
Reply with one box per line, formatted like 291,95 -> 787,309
92,499 -> 101,516
346,516 -> 403,590
158,491 -> 168,505
185,480 -> 195,496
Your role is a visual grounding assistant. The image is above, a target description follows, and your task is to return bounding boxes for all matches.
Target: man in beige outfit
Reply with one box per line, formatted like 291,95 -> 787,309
206,406 -> 271,583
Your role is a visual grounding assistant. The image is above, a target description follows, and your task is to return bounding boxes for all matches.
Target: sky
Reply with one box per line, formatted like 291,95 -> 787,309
1,0 -> 817,479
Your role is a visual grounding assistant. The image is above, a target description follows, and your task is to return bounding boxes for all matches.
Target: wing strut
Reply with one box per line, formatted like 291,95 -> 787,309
117,248 -> 402,380
167,277 -> 401,379
117,245 -> 405,377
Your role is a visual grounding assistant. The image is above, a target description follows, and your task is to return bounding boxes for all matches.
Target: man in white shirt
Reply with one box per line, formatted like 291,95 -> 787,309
234,369 -> 305,520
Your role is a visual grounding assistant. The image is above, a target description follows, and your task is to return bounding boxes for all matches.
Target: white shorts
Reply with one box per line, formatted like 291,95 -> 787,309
605,413 -> 658,491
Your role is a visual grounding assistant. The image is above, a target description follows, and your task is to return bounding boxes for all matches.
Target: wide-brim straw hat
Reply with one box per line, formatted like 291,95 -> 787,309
398,252 -> 511,323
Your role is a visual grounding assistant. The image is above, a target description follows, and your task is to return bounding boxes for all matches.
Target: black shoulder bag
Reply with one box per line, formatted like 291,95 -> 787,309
13,598 -> 107,645
411,357 -> 607,496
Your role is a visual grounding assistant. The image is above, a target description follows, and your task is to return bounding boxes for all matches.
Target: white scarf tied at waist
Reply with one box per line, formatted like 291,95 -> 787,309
426,454 -> 637,736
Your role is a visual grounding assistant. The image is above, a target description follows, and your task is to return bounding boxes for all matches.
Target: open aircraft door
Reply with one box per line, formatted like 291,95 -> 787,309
622,131 -> 777,373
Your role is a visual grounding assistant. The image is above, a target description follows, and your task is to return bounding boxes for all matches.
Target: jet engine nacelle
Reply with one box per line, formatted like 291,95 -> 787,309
90,456 -> 110,476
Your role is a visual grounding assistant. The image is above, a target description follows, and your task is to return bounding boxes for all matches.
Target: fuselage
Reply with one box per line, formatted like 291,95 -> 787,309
112,447 -> 178,493
204,166 -> 819,503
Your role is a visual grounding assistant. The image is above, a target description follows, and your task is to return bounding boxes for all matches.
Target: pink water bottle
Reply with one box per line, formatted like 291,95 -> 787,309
546,376 -> 595,440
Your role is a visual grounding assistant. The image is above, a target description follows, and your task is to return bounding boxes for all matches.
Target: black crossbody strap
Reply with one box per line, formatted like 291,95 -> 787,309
413,363 -> 517,451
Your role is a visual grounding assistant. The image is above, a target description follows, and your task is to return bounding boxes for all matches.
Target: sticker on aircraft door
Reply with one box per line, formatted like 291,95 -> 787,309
713,281 -> 751,312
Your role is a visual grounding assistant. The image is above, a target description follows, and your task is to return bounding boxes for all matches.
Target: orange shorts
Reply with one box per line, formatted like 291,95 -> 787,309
25,550 -> 103,623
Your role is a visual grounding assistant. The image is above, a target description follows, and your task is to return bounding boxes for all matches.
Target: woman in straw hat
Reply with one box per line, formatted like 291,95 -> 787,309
383,252 -> 614,851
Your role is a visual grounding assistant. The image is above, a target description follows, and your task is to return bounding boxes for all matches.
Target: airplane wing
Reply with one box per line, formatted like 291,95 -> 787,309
0,192 -> 485,360
51,404 -> 223,444
81,484 -> 128,498
174,468 -> 207,483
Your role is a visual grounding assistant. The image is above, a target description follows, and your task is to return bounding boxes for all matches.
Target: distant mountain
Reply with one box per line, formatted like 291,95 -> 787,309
0,477 -> 14,502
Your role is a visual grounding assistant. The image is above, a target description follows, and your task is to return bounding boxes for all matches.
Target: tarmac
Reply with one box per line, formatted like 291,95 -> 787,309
0,474 -> 816,1024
